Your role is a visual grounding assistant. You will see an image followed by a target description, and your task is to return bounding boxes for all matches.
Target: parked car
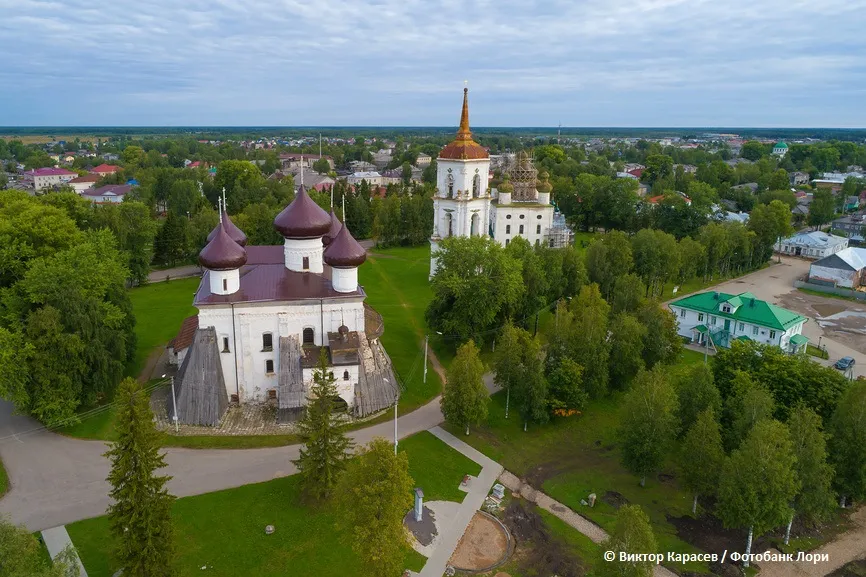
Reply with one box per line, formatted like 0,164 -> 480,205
834,356 -> 856,370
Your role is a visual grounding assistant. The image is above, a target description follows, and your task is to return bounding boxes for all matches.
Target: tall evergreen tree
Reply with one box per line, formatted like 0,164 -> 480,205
442,340 -> 488,435
104,377 -> 175,577
292,350 -> 354,503
681,409 -> 725,514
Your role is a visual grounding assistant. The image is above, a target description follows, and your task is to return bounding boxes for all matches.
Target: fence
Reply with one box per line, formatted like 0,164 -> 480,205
794,279 -> 866,301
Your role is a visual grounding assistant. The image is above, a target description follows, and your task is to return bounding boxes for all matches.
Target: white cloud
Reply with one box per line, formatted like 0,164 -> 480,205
0,0 -> 865,125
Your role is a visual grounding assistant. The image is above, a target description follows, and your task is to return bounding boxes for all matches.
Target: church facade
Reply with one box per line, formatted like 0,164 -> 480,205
173,190 -> 395,426
430,89 -> 557,277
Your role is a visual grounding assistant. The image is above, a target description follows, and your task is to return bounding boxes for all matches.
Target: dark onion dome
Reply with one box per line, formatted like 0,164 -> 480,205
323,208 -> 343,246
199,221 -> 247,270
207,209 -> 248,246
273,185 -> 331,239
537,171 -> 552,193
323,222 -> 366,268
438,88 -> 489,161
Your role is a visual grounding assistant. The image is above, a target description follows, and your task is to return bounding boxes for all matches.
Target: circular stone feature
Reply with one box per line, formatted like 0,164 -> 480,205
449,511 -> 512,572
265,524 -> 275,535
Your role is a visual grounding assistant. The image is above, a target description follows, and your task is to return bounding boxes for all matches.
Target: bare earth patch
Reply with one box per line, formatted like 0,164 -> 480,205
778,291 -> 866,353
449,511 -> 510,571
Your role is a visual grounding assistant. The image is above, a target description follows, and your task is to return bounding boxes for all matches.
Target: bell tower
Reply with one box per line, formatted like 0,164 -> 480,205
429,87 -> 491,277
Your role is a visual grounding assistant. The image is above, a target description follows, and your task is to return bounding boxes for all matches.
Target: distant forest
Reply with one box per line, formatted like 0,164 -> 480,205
1,126 -> 865,141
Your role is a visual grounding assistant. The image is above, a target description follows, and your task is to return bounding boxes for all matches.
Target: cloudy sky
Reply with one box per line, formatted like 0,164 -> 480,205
2,0 -> 865,127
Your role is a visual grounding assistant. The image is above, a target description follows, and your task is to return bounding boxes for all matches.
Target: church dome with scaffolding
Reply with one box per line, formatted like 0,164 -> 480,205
506,151 -> 539,201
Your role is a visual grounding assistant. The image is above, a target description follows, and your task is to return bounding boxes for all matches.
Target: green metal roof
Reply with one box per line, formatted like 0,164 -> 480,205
670,291 -> 807,331
693,324 -> 708,334
735,335 -> 751,341
789,334 -> 809,345
774,141 -> 788,148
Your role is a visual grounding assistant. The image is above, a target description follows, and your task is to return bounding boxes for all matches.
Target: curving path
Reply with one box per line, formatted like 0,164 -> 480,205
0,372 -> 497,532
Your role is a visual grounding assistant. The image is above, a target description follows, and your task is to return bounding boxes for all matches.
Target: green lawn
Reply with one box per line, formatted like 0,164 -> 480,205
443,351 -> 714,574
399,431 -> 481,502
127,277 -> 200,378
0,456 -> 7,497
65,430 -> 473,577
360,245 -> 442,412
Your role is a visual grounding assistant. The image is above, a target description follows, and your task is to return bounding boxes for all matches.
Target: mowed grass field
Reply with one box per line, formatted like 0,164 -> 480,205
359,245 -> 442,412
66,431 -> 473,577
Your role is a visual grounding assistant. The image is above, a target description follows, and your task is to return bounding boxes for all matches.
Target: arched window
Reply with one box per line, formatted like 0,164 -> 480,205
222,279 -> 228,291
446,213 -> 453,237
472,174 -> 480,198
505,224 -> 511,234
302,327 -> 314,345
519,224 -> 524,234
343,370 -> 350,380
447,173 -> 454,198
262,332 -> 273,351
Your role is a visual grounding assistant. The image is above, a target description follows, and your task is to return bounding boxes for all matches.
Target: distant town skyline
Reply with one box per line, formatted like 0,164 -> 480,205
2,0 -> 865,127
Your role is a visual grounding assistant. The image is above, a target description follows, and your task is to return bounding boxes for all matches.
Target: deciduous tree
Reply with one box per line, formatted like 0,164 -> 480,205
335,438 -> 414,577
829,381 -> 866,507
0,517 -> 80,577
105,378 -> 175,577
568,284 -> 610,398
597,505 -> 657,577
673,363 -> 721,436
619,367 -> 679,486
785,405 -> 834,543
442,341 -> 488,435
608,313 -> 646,390
681,409 -> 725,514
637,301 -> 682,369
717,420 -> 799,568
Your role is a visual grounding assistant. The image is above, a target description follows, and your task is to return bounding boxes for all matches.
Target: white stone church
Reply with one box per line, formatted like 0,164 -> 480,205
430,88 -> 562,277
170,190 -> 396,425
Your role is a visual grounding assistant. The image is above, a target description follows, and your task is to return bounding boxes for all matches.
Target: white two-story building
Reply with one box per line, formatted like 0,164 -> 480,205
668,291 -> 809,354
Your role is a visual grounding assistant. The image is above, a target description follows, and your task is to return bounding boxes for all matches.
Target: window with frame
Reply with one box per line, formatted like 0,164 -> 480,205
710,316 -> 716,326
262,333 -> 273,351
519,224 -> 524,234
505,239 -> 510,246
343,370 -> 350,380
739,322 -> 744,331
537,215 -> 542,219
680,309 -> 686,318
752,326 -> 759,336
506,214 -> 512,219
223,279 -> 228,291
302,328 -> 314,345
769,330 -> 776,339
222,337 -> 230,353
447,173 -> 454,198
302,256 -> 309,270
697,313 -> 704,322
505,224 -> 511,234
265,359 -> 274,374
722,305 -> 731,313
519,214 -> 525,219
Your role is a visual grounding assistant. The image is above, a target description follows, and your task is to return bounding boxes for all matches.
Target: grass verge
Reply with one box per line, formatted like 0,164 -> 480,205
66,430 -> 472,577
0,456 -> 7,497
799,287 -> 865,303
807,343 -> 830,359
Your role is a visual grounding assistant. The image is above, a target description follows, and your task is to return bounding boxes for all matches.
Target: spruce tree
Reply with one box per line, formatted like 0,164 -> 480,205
292,349 -> 354,503
104,377 -> 174,577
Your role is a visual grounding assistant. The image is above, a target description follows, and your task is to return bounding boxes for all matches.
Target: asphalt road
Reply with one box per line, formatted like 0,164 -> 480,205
0,375 -> 497,531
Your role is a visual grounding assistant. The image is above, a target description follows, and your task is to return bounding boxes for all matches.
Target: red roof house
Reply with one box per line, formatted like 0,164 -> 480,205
91,164 -> 120,175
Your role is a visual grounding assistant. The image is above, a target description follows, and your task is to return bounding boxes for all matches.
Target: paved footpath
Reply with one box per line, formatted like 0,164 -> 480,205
418,427 -> 502,577
41,525 -> 88,576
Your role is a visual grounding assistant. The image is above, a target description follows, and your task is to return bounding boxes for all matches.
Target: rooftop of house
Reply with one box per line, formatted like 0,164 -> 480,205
670,291 -> 806,331
82,184 -> 132,197
780,230 -> 848,248
812,247 -> 866,271
69,174 -> 100,183
25,167 -> 77,176
170,315 -> 199,352
91,164 -> 120,173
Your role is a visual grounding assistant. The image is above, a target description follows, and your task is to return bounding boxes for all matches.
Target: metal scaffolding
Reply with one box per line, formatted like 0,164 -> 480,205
505,151 -> 538,202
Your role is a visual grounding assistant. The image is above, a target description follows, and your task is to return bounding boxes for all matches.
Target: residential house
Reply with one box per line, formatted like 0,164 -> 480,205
831,213 -> 866,241
291,168 -> 335,192
82,184 -> 132,204
347,171 -> 385,186
279,154 -> 334,172
415,153 -> 433,166
669,291 -> 808,353
808,247 -> 866,289
68,174 -> 100,194
775,231 -> 849,259
102,153 -> 120,162
371,150 -> 392,169
348,160 -> 377,173
844,196 -> 861,212
790,171 -> 810,186
91,164 -> 120,176
22,167 -> 78,190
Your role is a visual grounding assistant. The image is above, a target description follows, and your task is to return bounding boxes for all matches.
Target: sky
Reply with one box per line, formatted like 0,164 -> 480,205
2,0 -> 866,127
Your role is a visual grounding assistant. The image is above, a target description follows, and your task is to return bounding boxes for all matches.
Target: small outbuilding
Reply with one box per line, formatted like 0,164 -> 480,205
775,231 -> 849,259
808,247 -> 866,289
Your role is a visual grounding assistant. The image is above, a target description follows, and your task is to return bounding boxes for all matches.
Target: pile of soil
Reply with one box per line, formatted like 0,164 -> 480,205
449,512 -> 509,570
602,491 -> 629,509
502,499 -> 586,577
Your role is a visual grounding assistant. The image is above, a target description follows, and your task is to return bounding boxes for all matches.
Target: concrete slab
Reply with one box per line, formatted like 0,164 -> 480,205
41,525 -> 87,576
